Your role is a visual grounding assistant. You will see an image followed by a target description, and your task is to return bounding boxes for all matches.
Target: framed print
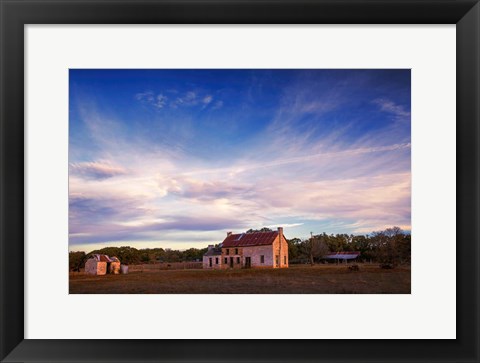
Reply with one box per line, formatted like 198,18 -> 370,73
1,0 -> 479,362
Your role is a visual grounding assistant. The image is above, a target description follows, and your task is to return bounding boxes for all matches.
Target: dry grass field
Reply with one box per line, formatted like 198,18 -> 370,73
69,264 -> 410,294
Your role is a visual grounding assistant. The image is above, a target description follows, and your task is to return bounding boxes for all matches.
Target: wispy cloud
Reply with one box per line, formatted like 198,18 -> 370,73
180,143 -> 411,177
69,128 -> 411,247
265,223 -> 304,229
154,94 -> 168,108
135,90 -> 221,111
203,95 -> 213,105
373,98 -> 410,120
135,91 -> 154,103
135,91 -> 169,109
173,91 -> 197,107
167,178 -> 254,201
211,100 -> 223,110
69,161 -> 128,180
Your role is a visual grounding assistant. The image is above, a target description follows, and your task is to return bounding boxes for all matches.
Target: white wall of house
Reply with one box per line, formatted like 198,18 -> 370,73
202,255 -> 223,269
242,245 -> 274,267
220,253 -> 243,269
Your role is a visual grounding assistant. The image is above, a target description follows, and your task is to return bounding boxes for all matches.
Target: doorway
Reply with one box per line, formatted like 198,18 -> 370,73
230,257 -> 234,268
245,257 -> 251,268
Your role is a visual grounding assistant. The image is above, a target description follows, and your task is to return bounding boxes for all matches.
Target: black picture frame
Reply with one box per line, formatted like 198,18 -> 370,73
1,0 -> 479,362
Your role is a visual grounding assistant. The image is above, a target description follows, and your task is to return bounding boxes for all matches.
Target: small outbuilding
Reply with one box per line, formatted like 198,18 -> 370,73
85,254 -> 121,275
324,251 -> 360,264
202,245 -> 223,269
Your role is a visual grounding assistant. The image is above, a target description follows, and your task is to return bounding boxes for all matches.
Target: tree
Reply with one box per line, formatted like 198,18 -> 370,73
350,234 -> 374,262
69,251 -> 86,271
371,226 -> 408,266
140,252 -> 150,263
246,227 -> 273,233
325,233 -> 349,252
287,237 -> 302,261
183,247 -> 208,261
304,233 -> 329,265
397,233 -> 411,264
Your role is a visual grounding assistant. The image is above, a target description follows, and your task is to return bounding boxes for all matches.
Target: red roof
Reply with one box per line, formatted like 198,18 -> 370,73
98,255 -> 111,262
221,231 -> 279,247
91,254 -> 118,262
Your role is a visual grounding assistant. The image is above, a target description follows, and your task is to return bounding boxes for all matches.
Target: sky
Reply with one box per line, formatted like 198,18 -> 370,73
69,69 -> 411,252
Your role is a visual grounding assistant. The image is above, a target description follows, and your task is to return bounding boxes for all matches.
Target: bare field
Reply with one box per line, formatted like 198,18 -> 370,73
69,264 -> 410,294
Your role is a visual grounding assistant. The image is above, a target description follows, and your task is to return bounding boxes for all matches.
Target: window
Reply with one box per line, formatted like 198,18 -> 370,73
260,255 -> 265,263
226,249 -> 230,255
224,257 -> 228,264
235,248 -> 238,255
236,257 -> 240,264
215,257 -> 219,264
275,255 -> 279,266
284,256 -> 287,265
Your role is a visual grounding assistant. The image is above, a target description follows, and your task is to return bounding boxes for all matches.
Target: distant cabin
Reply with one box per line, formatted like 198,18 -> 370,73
203,227 -> 289,269
85,254 -> 121,275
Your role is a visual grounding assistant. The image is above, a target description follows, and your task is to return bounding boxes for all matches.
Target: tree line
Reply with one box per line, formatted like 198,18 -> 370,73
288,226 -> 411,265
69,226 -> 410,271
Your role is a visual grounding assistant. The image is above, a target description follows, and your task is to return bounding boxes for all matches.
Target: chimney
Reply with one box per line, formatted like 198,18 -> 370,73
278,227 -> 284,268
277,227 -> 283,238
227,231 -> 232,237
207,245 -> 214,250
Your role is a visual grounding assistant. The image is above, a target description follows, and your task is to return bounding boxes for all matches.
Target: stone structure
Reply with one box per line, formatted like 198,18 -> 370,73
202,244 -> 223,269
84,254 -> 121,275
203,227 -> 288,269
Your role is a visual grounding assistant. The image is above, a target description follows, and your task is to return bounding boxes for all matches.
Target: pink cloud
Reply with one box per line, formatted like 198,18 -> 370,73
69,161 -> 127,180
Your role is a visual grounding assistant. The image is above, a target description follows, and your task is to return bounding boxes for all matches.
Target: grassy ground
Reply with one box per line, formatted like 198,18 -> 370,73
69,264 -> 410,294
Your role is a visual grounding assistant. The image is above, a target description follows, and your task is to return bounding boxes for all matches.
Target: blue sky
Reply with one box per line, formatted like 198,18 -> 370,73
69,69 -> 411,252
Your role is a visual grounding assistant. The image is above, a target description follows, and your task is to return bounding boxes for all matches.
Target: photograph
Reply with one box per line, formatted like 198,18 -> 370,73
68,69 -> 411,294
